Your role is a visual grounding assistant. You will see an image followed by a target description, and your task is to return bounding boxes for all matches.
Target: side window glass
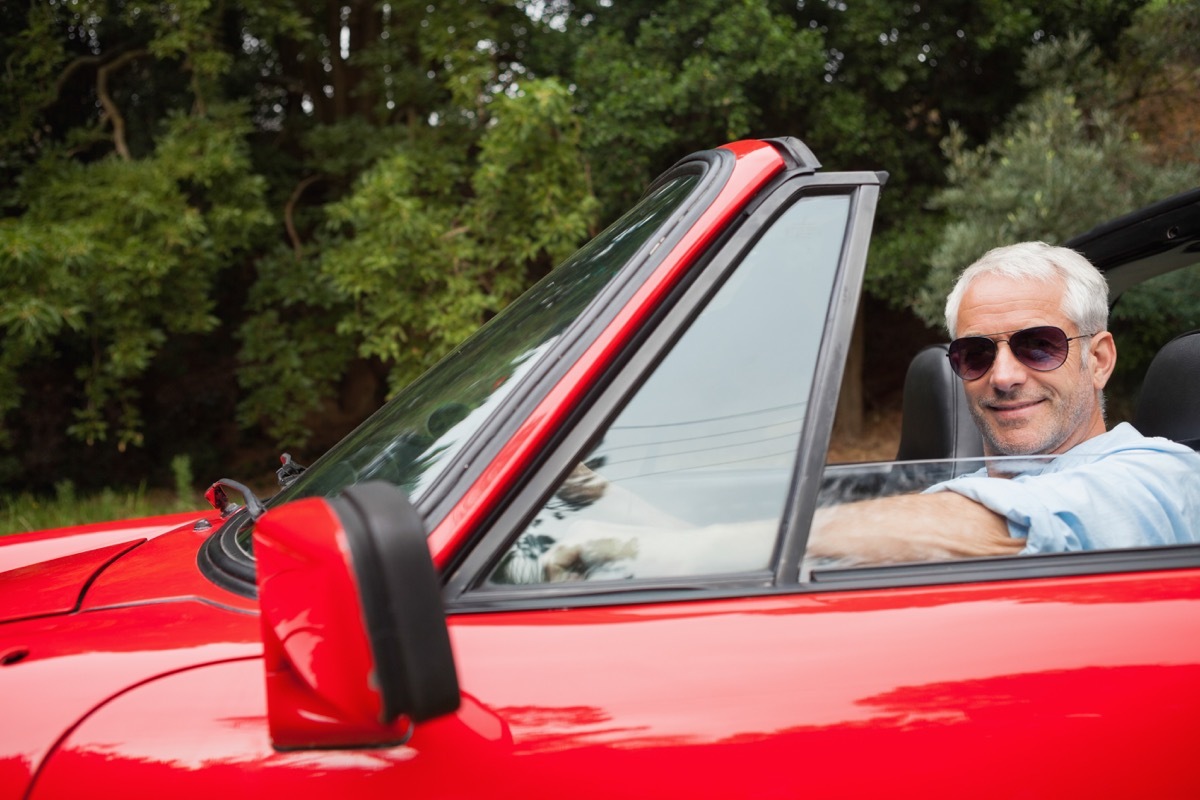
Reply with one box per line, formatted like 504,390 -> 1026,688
809,446 -> 1200,571
811,262 -> 1200,578
488,193 -> 852,585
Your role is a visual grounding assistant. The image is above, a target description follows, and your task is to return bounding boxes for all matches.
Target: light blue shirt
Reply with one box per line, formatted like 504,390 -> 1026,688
930,423 -> 1200,554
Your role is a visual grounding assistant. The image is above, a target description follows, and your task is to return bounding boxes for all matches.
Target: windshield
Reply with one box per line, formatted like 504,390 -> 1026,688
273,172 -> 704,507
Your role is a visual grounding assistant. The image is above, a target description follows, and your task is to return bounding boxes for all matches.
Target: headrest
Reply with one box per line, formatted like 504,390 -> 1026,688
895,344 -> 984,462
1134,329 -> 1200,448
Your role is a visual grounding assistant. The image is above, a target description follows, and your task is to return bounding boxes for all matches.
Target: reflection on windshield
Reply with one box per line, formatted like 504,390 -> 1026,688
485,193 -> 854,586
273,172 -> 703,506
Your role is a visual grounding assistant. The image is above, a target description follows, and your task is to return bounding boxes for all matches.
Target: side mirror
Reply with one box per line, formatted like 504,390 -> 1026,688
253,481 -> 460,750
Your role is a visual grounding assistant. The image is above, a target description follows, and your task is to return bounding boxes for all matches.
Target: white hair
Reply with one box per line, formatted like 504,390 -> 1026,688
944,242 -> 1109,338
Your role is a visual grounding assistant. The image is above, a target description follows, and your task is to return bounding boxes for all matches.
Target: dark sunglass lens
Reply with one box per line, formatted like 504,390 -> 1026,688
948,337 -> 995,379
1010,326 -> 1069,370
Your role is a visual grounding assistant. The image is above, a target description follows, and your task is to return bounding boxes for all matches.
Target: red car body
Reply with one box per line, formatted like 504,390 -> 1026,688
3,139 -> 1199,799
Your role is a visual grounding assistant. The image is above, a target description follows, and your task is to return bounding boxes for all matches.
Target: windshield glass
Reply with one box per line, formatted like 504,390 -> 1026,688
273,172 -> 704,506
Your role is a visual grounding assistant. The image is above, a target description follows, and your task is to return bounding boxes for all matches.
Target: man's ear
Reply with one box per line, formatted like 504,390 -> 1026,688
1089,331 -> 1117,390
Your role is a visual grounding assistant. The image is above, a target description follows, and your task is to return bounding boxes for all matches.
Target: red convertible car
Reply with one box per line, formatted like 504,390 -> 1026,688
3,138 -> 1199,798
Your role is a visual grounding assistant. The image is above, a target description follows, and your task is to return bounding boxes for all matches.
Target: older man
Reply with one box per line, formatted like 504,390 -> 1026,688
500,243 -> 1199,583
808,242 -> 1200,562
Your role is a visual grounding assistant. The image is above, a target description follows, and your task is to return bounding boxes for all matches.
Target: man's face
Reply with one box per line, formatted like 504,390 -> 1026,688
955,273 -> 1113,456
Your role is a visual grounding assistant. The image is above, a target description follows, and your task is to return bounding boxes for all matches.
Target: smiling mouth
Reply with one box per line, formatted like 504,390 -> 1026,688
990,399 -> 1042,412
981,397 -> 1049,422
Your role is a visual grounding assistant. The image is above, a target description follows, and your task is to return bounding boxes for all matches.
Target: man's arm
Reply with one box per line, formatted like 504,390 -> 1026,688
807,491 -> 1023,564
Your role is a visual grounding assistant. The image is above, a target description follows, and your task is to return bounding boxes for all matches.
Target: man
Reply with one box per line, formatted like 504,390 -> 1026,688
807,241 -> 1200,563
501,242 -> 1199,582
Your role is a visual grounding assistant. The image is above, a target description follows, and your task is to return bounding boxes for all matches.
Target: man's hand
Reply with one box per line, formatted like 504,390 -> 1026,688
542,536 -> 639,582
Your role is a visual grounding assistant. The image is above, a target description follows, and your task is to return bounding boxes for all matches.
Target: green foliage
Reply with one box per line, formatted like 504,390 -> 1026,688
471,79 -> 598,278
1,456 -> 208,534
917,31 -> 1200,329
323,145 -> 479,376
1114,0 -> 1200,92
235,247 -> 359,449
0,3 -> 69,158
1,0 -> 1193,490
863,212 -> 948,311
0,482 -> 200,536
1107,266 -> 1200,414
170,453 -> 195,504
562,0 -> 826,217
321,79 -> 594,396
0,107 -> 272,449
235,78 -> 596,447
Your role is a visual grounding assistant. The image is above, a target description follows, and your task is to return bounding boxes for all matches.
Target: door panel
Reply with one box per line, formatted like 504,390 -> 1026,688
36,572 -> 1200,797
432,571 -> 1200,797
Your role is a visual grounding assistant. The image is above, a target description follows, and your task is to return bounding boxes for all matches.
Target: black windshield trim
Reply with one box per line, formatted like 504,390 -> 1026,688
197,512 -> 257,598
773,179 -> 882,584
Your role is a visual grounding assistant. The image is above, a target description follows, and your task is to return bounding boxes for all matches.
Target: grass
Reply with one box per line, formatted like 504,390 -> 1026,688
0,483 -> 202,536
0,455 -> 204,537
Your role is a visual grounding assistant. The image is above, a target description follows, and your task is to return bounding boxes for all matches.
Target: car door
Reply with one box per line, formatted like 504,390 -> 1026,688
423,175 -> 1200,796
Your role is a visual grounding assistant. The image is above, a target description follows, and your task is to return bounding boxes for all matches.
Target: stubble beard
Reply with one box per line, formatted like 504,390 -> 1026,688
970,380 -> 1096,457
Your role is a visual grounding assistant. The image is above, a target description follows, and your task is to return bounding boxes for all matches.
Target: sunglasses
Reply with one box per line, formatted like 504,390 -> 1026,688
947,325 -> 1097,381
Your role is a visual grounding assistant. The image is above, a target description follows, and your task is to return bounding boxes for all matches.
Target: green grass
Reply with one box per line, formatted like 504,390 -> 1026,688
0,455 -> 204,536
0,481 -> 202,536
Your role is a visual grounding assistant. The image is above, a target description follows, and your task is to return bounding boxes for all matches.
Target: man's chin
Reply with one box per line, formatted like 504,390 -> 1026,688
986,442 -> 1043,457
973,404 -> 1054,456
981,425 -> 1058,457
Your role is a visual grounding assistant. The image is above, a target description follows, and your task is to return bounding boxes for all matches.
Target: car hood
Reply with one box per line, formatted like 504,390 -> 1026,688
0,511 -> 215,624
0,538 -> 147,624
0,522 -> 262,795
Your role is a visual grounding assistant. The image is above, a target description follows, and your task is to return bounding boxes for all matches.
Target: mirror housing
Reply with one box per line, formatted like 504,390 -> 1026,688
254,481 -> 460,750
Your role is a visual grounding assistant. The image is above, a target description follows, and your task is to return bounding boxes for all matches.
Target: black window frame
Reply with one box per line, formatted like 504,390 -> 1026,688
445,171 -> 884,610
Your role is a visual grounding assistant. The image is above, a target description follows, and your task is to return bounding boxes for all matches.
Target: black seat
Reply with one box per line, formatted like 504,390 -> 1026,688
1134,329 -> 1200,449
895,344 -> 984,461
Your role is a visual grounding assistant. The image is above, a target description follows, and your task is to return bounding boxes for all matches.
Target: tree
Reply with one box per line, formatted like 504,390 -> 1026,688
916,9 -> 1200,413
0,1 -> 599,486
0,0 -> 1174,491
1,2 -> 274,485
237,78 -> 597,447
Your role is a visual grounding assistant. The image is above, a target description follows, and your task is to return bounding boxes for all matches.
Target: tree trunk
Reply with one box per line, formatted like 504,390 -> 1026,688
833,299 -> 865,441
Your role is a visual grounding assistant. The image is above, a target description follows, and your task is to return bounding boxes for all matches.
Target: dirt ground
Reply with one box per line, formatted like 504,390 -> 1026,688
826,406 -> 903,464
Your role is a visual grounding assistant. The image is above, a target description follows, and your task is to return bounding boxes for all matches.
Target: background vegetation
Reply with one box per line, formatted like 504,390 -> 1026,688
1,0 -> 1197,518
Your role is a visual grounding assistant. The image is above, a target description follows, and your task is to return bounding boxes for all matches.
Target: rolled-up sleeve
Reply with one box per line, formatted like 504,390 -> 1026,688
929,449 -> 1200,554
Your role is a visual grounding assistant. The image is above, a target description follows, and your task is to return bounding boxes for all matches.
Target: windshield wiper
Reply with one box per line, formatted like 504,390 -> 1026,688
276,452 -> 307,487
205,478 -> 267,520
205,454 -> 308,522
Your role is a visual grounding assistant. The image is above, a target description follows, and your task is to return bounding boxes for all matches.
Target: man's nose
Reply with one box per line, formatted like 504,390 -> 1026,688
988,341 -> 1027,391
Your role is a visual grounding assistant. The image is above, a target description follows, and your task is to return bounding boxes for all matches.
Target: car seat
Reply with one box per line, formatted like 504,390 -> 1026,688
895,344 -> 984,461
1133,329 -> 1200,450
